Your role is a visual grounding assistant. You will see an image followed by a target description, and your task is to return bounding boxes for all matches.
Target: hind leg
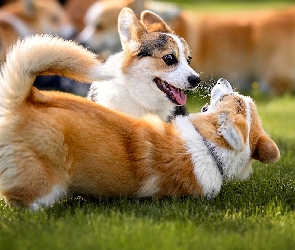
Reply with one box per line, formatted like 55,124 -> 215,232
0,152 -> 67,210
2,184 -> 66,210
28,184 -> 67,210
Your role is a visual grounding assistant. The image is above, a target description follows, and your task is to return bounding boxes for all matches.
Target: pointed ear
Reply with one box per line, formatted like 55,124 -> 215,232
253,134 -> 280,163
141,10 -> 172,33
218,113 -> 248,151
118,7 -> 146,52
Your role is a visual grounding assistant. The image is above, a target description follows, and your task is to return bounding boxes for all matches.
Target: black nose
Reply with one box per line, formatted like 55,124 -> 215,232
66,30 -> 78,41
188,75 -> 201,89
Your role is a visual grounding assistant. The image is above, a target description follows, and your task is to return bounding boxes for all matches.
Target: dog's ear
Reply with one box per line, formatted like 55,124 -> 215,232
141,10 -> 172,33
23,0 -> 36,16
118,7 -> 146,52
218,113 -> 248,151
252,134 -> 280,163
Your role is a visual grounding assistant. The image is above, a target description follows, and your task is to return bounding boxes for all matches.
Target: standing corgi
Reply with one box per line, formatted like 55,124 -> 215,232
87,8 -> 200,121
0,35 -> 279,209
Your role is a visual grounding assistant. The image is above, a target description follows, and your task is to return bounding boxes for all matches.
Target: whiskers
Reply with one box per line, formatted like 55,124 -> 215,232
192,73 -> 238,101
191,73 -> 216,100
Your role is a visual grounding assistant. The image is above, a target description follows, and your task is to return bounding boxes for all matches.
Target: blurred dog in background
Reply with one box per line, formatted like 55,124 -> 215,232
0,0 -> 75,61
0,0 -> 88,95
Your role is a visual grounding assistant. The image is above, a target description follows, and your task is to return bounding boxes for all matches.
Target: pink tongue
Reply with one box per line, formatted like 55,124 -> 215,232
171,88 -> 187,105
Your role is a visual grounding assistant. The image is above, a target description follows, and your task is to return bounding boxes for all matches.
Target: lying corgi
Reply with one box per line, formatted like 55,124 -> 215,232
0,0 -> 75,62
87,7 -> 200,121
0,34 -> 279,210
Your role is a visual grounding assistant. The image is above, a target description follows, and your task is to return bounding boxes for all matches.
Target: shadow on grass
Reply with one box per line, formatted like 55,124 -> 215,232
44,162 -> 295,224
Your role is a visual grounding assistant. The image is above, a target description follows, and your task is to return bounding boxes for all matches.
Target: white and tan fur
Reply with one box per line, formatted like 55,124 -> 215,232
0,0 -> 75,62
87,8 -> 200,121
0,35 -> 280,210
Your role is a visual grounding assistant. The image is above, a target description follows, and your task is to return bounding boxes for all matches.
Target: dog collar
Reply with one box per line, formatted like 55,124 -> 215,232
202,139 -> 226,179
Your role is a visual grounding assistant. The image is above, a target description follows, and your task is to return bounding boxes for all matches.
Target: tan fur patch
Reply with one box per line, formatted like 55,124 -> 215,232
141,10 -> 172,33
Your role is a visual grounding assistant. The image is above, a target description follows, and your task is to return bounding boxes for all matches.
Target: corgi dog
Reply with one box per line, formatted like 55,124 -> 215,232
0,34 -> 279,210
0,0 -> 76,62
64,0 -> 97,32
87,8 -> 200,121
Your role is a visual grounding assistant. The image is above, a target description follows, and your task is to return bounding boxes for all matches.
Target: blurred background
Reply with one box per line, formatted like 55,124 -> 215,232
0,0 -> 295,97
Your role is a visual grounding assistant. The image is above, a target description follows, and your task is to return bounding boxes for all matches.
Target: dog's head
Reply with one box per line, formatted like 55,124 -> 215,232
190,78 -> 280,180
17,0 -> 76,39
117,7 -> 200,108
77,0 -> 135,57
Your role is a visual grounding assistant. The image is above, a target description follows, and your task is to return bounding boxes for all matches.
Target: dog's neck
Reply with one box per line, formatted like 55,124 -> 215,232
202,138 -> 225,177
173,116 -> 223,198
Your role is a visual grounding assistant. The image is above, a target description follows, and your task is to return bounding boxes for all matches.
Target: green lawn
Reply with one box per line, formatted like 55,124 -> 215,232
2,1 -> 295,249
159,0 -> 294,11
1,94 -> 295,250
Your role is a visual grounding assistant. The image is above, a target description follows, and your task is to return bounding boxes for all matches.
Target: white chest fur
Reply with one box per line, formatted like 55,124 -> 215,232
174,116 -> 223,198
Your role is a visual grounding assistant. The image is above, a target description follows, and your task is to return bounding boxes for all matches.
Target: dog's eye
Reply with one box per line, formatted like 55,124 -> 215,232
163,54 -> 178,66
187,56 -> 192,65
51,14 -> 60,24
201,103 -> 208,112
96,24 -> 104,31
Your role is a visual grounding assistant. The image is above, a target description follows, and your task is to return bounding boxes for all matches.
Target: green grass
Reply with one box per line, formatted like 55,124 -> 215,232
158,0 -> 294,11
1,94 -> 295,250
165,0 -> 294,10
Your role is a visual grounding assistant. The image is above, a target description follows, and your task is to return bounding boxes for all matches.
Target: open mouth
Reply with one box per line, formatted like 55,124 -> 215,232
153,77 -> 186,105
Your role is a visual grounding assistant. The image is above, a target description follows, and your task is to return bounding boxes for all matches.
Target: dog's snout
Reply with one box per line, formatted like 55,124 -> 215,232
188,75 -> 201,89
217,78 -> 225,84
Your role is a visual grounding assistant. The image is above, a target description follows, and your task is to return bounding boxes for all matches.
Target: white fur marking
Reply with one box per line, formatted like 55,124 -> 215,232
135,175 -> 159,197
163,34 -> 199,90
174,116 -> 222,198
29,185 -> 67,211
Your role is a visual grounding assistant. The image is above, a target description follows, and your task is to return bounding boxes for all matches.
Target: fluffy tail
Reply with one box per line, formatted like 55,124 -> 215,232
0,34 -> 111,111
